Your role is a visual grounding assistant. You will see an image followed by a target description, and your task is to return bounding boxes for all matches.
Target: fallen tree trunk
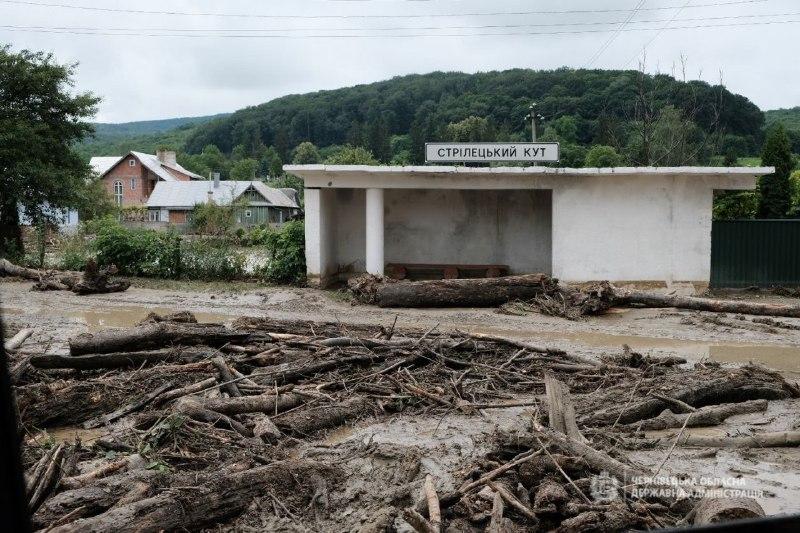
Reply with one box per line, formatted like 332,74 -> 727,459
31,348 -> 208,370
199,391 -> 306,415
69,323 -> 251,356
5,327 -> 33,351
614,290 -> 800,319
692,497 -> 765,524
276,397 -> 374,437
48,460 -> 334,533
633,399 -> 768,431
373,274 -> 557,308
667,430 -> 800,448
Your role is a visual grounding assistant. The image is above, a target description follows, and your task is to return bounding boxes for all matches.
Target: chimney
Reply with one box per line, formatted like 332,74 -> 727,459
156,149 -> 177,167
212,172 -> 220,189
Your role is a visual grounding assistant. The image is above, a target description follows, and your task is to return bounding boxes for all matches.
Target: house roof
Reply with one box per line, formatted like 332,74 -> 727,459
90,156 -> 122,175
147,180 -> 300,209
129,151 -> 205,181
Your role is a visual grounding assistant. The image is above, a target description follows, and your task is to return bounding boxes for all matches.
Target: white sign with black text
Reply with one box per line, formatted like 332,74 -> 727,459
425,142 -> 560,163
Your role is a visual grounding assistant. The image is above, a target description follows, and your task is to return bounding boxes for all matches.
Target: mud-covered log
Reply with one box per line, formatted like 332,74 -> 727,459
670,430 -> 800,448
48,460 -> 334,533
634,400 -> 768,431
277,397 -> 375,437
375,274 -> 556,308
200,391 -> 305,415
5,327 -> 33,351
615,290 -> 800,318
692,497 -> 765,524
69,323 -> 250,356
31,348 -> 208,370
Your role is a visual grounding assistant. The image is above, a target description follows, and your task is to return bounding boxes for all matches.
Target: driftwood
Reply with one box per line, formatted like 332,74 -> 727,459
82,381 -> 175,429
30,348 -> 208,370
48,461 -> 333,533
615,290 -> 800,318
545,373 -> 586,442
371,274 -> 557,308
200,391 -> 306,415
68,260 -> 130,295
0,259 -> 128,295
69,323 -> 251,356
277,397 -> 374,436
692,497 -> 765,524
5,327 -> 33,350
211,356 -> 242,397
633,400 -> 768,431
666,430 -> 800,448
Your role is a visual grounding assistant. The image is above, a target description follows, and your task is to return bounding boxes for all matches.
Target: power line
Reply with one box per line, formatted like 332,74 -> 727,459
1,17 -> 797,39
623,0 -> 692,68
585,0 -> 646,68
0,0 -> 771,20
4,11 -> 795,34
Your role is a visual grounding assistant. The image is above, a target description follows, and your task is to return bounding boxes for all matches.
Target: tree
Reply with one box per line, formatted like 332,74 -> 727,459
323,145 -> 379,165
0,45 -> 100,257
758,124 -> 793,218
292,142 -> 321,164
365,114 -> 391,163
584,145 -> 623,168
229,158 -> 259,180
260,146 -> 283,178
444,116 -> 495,142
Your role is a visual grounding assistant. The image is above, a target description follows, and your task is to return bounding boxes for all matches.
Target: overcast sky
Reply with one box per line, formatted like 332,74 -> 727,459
1,0 -> 797,123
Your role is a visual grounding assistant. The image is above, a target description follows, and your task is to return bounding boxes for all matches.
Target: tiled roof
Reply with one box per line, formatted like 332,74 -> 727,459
147,180 -> 299,209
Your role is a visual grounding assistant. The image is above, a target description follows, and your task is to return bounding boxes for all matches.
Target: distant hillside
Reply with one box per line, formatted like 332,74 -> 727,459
185,68 -> 765,164
764,107 -> 800,152
76,113 -> 229,160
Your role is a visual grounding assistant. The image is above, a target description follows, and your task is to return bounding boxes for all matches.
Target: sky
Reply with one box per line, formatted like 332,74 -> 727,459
1,0 -> 798,123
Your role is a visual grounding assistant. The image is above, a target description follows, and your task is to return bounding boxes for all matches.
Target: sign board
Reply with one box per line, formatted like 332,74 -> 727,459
425,142 -> 560,163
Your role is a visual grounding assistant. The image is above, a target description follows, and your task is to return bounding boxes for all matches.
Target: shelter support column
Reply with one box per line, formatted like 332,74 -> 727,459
365,188 -> 384,276
304,188 -> 335,287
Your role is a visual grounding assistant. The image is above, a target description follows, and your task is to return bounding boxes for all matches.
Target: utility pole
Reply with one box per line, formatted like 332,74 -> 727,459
525,102 -> 543,165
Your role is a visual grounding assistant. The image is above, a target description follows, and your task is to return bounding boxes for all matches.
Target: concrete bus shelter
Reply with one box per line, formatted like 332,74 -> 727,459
284,165 -> 773,288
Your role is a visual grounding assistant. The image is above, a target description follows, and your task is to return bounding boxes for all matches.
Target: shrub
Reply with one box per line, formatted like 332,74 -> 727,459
180,239 -> 245,280
191,202 -> 236,236
94,221 -> 181,278
261,221 -> 306,285
585,145 -> 623,168
59,232 -> 92,271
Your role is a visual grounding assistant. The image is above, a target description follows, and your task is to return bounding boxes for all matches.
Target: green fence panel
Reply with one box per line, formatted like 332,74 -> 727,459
711,220 -> 800,287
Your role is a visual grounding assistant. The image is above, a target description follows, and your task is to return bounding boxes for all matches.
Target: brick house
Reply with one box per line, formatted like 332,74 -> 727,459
91,150 -> 203,209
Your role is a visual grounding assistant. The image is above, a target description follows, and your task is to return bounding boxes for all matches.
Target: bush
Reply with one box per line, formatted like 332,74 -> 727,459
180,239 -> 246,280
192,202 -> 236,236
59,232 -> 92,271
585,145 -> 623,168
261,221 -> 306,284
94,221 -> 181,278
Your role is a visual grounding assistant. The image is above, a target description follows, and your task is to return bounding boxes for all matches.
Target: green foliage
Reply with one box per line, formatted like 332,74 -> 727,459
229,158 -> 259,180
180,238 -> 245,280
292,141 -> 321,164
93,219 -> 181,277
178,144 -> 229,179
758,124 -> 794,218
191,202 -> 236,236
59,231 -> 93,271
260,146 -> 284,178
764,107 -> 800,152
584,145 -> 623,167
713,191 -> 758,220
261,221 -> 306,285
0,45 -> 100,256
444,116 -> 495,142
323,145 -> 379,165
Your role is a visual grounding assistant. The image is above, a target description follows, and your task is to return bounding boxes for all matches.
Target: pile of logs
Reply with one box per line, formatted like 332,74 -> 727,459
10,314 -> 798,531
0,259 -> 129,295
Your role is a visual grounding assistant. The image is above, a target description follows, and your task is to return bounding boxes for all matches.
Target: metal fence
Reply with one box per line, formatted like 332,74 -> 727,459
710,220 -> 800,287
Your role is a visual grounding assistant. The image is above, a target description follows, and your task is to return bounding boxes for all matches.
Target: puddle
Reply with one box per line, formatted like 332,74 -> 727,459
470,327 -> 800,373
69,307 -> 236,332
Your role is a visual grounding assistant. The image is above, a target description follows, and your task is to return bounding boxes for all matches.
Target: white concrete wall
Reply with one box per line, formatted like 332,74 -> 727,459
551,175 -> 714,282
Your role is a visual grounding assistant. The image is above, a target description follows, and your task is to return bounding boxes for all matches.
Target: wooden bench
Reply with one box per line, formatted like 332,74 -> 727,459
386,263 -> 509,281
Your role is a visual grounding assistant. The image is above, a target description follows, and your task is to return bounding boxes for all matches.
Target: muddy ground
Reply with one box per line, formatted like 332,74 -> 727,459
3,278 -> 800,528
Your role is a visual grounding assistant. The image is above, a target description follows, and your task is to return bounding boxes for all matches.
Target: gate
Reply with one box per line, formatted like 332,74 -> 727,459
710,220 -> 800,287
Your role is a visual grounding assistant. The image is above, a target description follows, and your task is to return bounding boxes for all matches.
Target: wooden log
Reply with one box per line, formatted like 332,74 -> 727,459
30,348 -> 206,370
211,356 -> 242,398
47,460 -> 332,533
69,322 -> 251,356
544,373 -> 586,442
375,274 -> 556,308
616,289 -> 800,318
154,377 -> 217,405
488,481 -> 539,523
486,491 -> 510,533
401,508 -> 438,533
669,430 -> 800,448
5,327 -> 33,351
175,398 -> 253,437
634,400 -> 768,431
28,443 -> 66,512
199,392 -> 305,415
276,397 -> 374,437
692,497 -> 765,524
59,455 -> 144,490
423,475 -> 441,533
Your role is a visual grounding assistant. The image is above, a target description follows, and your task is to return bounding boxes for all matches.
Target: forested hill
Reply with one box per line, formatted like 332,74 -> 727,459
185,68 -> 764,165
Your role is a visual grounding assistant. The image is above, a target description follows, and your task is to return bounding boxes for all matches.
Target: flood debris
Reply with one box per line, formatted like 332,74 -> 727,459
10,312 -> 799,531
350,273 -> 800,319
0,258 -> 129,295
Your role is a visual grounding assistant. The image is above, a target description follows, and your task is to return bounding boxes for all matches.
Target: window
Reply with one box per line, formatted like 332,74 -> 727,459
245,210 -> 252,218
113,180 -> 123,206
148,210 -> 160,222
130,177 -> 136,190
129,159 -> 136,167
